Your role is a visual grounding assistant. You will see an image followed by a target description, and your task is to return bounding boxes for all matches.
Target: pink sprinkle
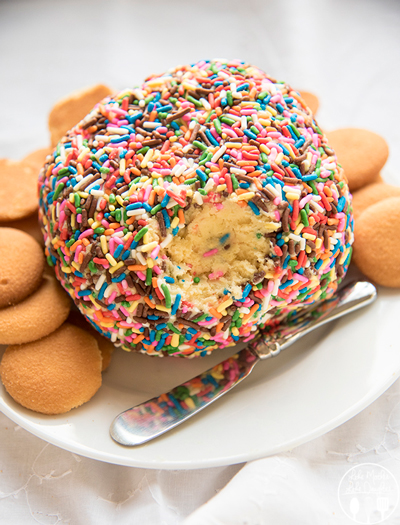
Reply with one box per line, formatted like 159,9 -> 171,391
76,213 -> 82,224
74,244 -> 83,263
137,271 -> 146,281
208,271 -> 224,280
144,185 -> 152,201
203,248 -> 218,257
150,245 -> 160,259
292,273 -> 308,283
79,229 -> 93,239
120,306 -> 130,317
109,237 -> 115,255
108,291 -> 117,303
153,265 -> 162,275
299,194 -> 313,209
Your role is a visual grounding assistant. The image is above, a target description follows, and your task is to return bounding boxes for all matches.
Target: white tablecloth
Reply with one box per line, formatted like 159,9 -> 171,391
1,0 -> 400,523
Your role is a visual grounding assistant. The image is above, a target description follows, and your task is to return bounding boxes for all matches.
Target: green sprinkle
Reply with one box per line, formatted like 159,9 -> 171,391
226,91 -> 233,106
74,193 -> 80,207
213,118 -> 222,135
184,178 -> 197,185
187,95 -> 202,107
161,284 -> 172,308
193,140 -> 207,151
300,209 -> 309,226
231,174 -> 239,189
167,322 -> 180,334
88,261 -> 97,274
193,277 -> 200,284
53,182 -> 64,200
136,146 -> 150,155
220,116 -> 235,126
146,267 -> 152,286
151,204 -> 162,215
134,226 -> 148,242
94,227 -> 105,234
115,209 -> 121,222
191,313 -> 207,323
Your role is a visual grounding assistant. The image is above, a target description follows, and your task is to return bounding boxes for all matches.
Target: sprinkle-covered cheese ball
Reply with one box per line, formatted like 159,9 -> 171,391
39,59 -> 354,358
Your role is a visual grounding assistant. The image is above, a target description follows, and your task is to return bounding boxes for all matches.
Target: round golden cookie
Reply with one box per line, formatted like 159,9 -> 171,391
352,182 -> 400,220
353,197 -> 400,288
0,323 -> 102,414
23,148 -> 53,175
298,90 -> 319,115
0,228 -> 44,308
67,309 -> 115,371
0,274 -> 71,345
49,84 -> 113,147
0,159 -> 38,221
0,213 -> 44,246
325,128 -> 389,192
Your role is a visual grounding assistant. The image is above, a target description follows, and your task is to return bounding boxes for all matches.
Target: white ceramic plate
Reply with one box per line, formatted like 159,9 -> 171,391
1,266 -> 399,470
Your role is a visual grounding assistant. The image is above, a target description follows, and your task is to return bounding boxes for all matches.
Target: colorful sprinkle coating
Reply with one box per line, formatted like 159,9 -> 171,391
38,59 -> 353,358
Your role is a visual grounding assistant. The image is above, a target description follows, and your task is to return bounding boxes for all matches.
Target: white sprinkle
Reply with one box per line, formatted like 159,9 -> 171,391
211,145 -> 226,163
160,234 -> 173,249
95,274 -> 106,291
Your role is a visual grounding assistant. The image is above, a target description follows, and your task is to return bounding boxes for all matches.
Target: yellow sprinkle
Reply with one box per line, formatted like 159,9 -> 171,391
156,305 -> 171,313
61,266 -> 72,273
339,249 -> 349,265
51,237 -> 59,245
259,118 -> 271,127
100,321 -> 115,328
77,191 -> 88,198
143,232 -> 150,244
71,261 -> 80,271
294,224 -> 304,236
216,184 -> 227,192
119,158 -> 126,175
109,261 -> 124,274
71,214 -> 75,229
141,148 -> 153,168
320,258 -> 331,270
140,241 -> 158,252
285,192 -> 300,201
105,253 -> 117,266
147,258 -> 154,268
115,195 -> 124,206
203,333 -> 211,340
259,144 -> 270,155
127,300 -> 139,313
171,216 -> 179,229
91,221 -> 100,230
303,233 -> 317,241
217,298 -> 233,313
231,327 -> 239,336
88,295 -> 101,310
69,193 -> 74,203
266,105 -> 277,116
237,192 -> 255,201
100,235 -> 108,254
315,238 -> 323,250
305,245 -> 312,254
142,178 -> 152,189
169,136 -> 178,143
88,218 -> 94,226
171,333 -> 180,347
225,142 -> 242,149
275,152 -> 284,165
184,398 -> 196,410
77,147 -> 90,162
123,231 -> 133,241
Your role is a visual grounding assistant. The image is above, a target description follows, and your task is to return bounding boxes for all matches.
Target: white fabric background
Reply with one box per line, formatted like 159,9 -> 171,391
1,0 -> 400,523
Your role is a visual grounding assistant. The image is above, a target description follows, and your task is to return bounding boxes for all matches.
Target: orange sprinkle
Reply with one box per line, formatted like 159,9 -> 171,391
127,265 -> 147,271
148,190 -> 156,206
132,334 -> 145,345
104,228 -> 114,235
126,217 -> 135,225
144,297 -> 156,309
152,277 -> 158,288
215,107 -> 222,116
209,165 -> 220,172
82,238 -> 90,246
242,304 -> 259,323
70,240 -> 82,253
178,209 -> 185,224
216,322 -> 224,333
78,252 -> 84,264
209,307 -> 222,320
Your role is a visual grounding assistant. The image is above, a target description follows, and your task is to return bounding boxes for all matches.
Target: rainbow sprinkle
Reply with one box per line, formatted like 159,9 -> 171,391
38,59 -> 354,358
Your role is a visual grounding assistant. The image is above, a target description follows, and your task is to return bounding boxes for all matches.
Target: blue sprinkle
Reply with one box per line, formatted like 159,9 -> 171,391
239,182 -> 250,189
161,193 -> 170,207
148,315 -> 160,321
170,121 -> 180,130
205,129 -> 219,146
68,166 -> 77,174
74,271 -> 83,278
127,112 -> 143,124
196,169 -> 207,182
107,304 -> 115,311
242,283 -> 252,299
77,290 -> 91,297
110,134 -> 130,143
99,154 -> 108,164
131,240 -> 138,249
337,196 -> 346,212
248,201 -> 260,216
276,103 -> 284,113
187,327 -> 198,335
165,276 -> 175,284
172,226 -> 179,236
155,323 -> 167,330
302,174 -> 318,182
121,250 -> 130,261
243,129 -> 257,140
162,209 -> 170,228
279,279 -> 294,290
157,104 -> 172,113
279,143 -> 290,156
113,245 -> 124,258
91,161 -> 102,171
237,83 -> 249,92
220,233 -> 230,244
171,293 -> 181,315
315,259 -> 324,270
291,167 -> 302,179
98,282 -> 107,300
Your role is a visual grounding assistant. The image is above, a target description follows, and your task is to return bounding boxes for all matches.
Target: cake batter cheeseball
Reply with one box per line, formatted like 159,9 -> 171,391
38,60 -> 353,358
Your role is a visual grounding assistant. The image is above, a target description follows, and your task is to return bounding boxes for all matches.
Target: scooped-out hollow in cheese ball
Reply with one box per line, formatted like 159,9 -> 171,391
38,59 -> 354,358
